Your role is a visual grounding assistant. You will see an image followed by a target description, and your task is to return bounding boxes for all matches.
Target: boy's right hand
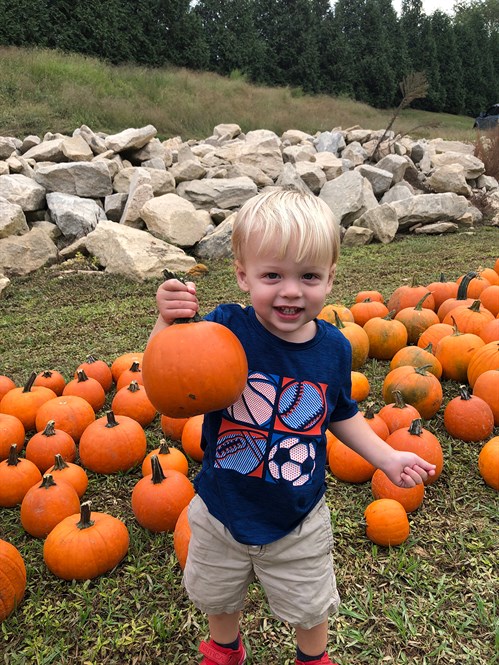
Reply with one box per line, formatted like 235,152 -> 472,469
156,278 -> 199,326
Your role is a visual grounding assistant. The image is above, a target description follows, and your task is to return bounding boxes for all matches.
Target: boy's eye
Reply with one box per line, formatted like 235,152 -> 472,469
303,273 -> 318,280
264,273 -> 280,280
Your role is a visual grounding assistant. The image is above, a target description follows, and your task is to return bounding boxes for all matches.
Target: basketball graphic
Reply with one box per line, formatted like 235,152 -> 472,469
277,380 -> 325,431
268,436 -> 316,486
215,428 -> 267,475
226,372 -> 278,427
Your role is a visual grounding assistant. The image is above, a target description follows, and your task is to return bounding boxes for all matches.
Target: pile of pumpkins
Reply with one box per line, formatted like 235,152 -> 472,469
0,260 -> 498,623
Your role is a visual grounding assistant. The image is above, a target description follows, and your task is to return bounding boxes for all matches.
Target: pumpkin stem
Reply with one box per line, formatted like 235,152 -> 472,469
127,381 -> 141,393
364,404 -> 376,419
450,316 -> 463,336
410,275 -> 420,288
468,300 -> 482,313
85,355 -> 98,364
392,390 -> 408,410
39,474 -> 57,489
413,292 -> 433,311
42,420 -> 57,437
414,364 -> 432,376
23,371 -> 37,393
150,455 -> 166,484
52,453 -> 69,471
77,369 -> 90,383
105,411 -> 120,428
423,343 -> 434,354
127,361 -> 141,373
458,384 -> 472,400
77,501 -> 94,529
7,444 -> 20,466
158,438 -> 171,454
408,419 -> 423,436
384,310 -> 396,320
456,271 -> 477,300
438,272 -> 447,283
41,370 -> 55,378
333,310 -> 346,329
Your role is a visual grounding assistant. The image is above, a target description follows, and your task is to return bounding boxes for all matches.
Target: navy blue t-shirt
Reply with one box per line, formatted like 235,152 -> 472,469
195,304 -> 358,545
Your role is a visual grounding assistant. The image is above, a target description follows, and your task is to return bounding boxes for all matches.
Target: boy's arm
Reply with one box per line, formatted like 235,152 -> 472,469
329,412 -> 436,488
149,279 -> 199,341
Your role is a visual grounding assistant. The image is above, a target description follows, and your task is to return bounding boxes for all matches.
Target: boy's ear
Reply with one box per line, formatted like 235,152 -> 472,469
235,260 -> 250,292
327,264 -> 336,290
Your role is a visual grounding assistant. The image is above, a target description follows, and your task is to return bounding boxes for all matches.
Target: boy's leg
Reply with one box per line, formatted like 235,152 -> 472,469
295,620 -> 328,657
208,610 -> 241,645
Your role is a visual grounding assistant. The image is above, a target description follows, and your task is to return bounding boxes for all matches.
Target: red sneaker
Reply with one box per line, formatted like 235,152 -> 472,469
199,637 -> 246,665
296,654 -> 338,665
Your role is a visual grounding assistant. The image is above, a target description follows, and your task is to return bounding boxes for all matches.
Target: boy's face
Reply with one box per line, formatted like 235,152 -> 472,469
235,235 -> 335,343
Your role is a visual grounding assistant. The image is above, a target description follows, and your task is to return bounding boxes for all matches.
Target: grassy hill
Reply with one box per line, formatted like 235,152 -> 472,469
0,46 -> 477,142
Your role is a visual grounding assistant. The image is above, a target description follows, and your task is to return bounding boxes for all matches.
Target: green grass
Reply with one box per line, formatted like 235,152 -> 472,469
0,227 -> 498,664
0,45 -> 480,143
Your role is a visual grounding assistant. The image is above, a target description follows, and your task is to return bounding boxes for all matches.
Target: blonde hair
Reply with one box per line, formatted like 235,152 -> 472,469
231,189 -> 340,266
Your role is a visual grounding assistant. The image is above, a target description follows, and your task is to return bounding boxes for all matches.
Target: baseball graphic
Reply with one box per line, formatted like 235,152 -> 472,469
277,380 -> 325,431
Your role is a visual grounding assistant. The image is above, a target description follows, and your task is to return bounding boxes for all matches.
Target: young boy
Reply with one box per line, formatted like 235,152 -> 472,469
150,189 -> 435,665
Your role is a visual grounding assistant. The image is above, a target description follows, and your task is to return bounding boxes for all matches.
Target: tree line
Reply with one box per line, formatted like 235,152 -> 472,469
0,0 -> 497,117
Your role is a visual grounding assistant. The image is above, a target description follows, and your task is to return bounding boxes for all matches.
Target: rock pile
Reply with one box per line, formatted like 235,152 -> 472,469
0,122 -> 497,291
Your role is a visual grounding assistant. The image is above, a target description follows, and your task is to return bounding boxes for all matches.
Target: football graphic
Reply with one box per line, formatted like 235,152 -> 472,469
215,428 -> 267,474
226,372 -> 278,426
277,380 -> 325,431
267,436 -> 316,486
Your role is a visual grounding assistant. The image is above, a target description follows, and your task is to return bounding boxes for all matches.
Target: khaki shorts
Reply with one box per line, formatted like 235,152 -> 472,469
183,494 -> 340,630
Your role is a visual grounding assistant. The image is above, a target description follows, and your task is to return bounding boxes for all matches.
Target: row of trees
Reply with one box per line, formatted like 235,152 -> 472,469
0,0 -> 497,116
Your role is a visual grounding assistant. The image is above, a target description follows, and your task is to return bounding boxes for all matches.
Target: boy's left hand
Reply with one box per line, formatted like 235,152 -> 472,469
382,451 -> 436,487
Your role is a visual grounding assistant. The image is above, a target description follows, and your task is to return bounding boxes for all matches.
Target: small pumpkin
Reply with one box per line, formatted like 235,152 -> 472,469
472,369 -> 499,426
25,420 -> 76,473
34,395 -> 95,443
0,372 -> 57,432
364,498 -> 410,546
318,303 -> 354,324
46,454 -> 89,498
456,271 -> 491,299
354,290 -> 384,304
385,419 -> 443,485
75,355 -> 113,392
160,414 -> 190,442
479,318 -> 499,344
363,404 -> 389,440
331,311 -> 370,370
63,369 -> 106,412
394,292 -> 439,344
364,312 -> 408,360
371,468 -> 425,513
33,370 -> 66,396
349,298 -> 389,327
417,322 -> 453,352
173,503 -> 191,570
424,273 -> 458,311
43,501 -> 129,580
328,432 -> 375,483
142,316 -> 248,418
0,444 -> 43,507
110,352 -> 144,383
181,414 -> 205,462
434,320 -> 485,383
390,344 -> 442,379
111,380 -> 157,427
0,539 -> 26,622
0,413 -> 25,461
386,275 -> 435,315
20,474 -> 80,538
116,361 -> 144,392
131,455 -> 195,532
443,385 -> 494,442
478,436 -> 499,491
467,341 -> 499,388
479,284 -> 499,317
442,300 -> 494,337
437,271 -> 476,322
79,410 -> 147,474
351,371 -> 370,402
378,390 -> 421,434
382,365 -> 443,420
141,439 -> 189,476
0,375 -> 16,402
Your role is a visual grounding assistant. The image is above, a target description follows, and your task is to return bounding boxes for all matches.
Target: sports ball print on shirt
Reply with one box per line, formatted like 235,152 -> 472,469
215,371 -> 328,485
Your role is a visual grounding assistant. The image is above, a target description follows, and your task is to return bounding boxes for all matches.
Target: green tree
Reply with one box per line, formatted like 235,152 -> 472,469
430,10 -> 465,114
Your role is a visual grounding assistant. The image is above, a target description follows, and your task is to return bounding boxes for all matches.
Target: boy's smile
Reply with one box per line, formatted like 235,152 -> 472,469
235,237 -> 335,344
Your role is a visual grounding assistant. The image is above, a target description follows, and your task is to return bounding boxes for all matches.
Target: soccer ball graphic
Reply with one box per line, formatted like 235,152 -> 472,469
268,436 -> 316,486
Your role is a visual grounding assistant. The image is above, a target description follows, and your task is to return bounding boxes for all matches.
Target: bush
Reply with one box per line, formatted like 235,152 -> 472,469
474,126 -> 499,180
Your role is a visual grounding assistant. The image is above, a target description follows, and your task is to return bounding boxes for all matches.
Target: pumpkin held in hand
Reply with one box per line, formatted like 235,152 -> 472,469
142,318 -> 248,418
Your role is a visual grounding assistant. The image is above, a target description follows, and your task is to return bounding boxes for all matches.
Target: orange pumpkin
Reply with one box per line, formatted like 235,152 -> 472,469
131,455 -> 195,532
351,371 -> 370,402
390,344 -> 442,379
417,322 -> 453,352
437,271 -> 476,322
318,303 -> 354,323
386,419 -> 443,485
354,290 -> 384,304
0,444 -> 43,507
394,292 -> 439,344
331,311 -> 370,370
382,365 -> 443,420
116,361 -> 144,392
0,372 -> 57,432
75,355 -> 113,392
424,273 -> 458,311
378,390 -> 421,434
160,414 -> 190,442
443,385 -> 494,442
110,352 -> 144,383
141,439 -> 189,477
349,298 -> 389,327
111,381 -> 157,427
363,405 -> 389,440
142,319 -> 248,418
472,369 -> 499,425
434,321 -> 485,383
442,300 -> 494,337
386,276 -> 435,315
364,313 -> 408,360
173,503 -> 191,570
46,454 -> 89,498
478,436 -> 499,491
456,272 -> 491,298
0,413 -> 25,461
34,395 -> 95,443
0,375 -> 16,402
0,539 -> 26,622
479,318 -> 499,344
25,420 -> 76,473
33,370 -> 66,396
79,411 -> 147,474
467,341 -> 499,388
181,415 -> 205,462
364,498 -> 410,546
20,474 -> 80,538
479,284 -> 499,317
371,468 -> 425,513
328,432 -> 375,483
43,501 -> 129,581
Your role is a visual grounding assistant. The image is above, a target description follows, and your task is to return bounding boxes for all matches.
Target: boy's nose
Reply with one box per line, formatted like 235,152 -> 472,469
279,279 -> 302,298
